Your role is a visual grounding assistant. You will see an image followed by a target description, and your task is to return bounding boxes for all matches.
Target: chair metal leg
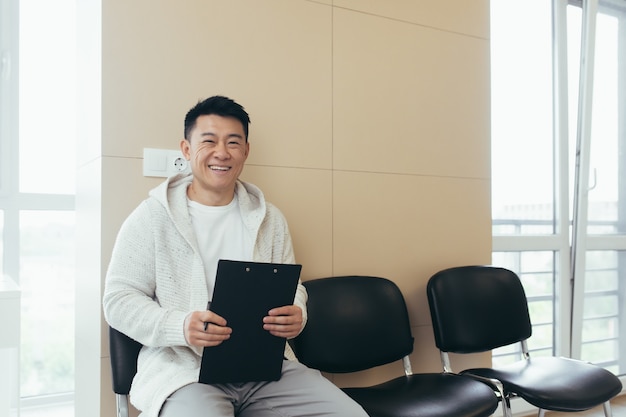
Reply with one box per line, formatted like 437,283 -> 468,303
501,394 -> 512,417
537,408 -> 546,417
492,380 -> 512,417
116,393 -> 129,417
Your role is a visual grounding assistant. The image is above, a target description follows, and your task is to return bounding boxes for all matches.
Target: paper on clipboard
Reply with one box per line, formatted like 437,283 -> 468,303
198,259 -> 302,384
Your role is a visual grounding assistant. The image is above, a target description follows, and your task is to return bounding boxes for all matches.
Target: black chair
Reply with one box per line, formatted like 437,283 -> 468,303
289,275 -> 499,417
426,265 -> 623,417
109,326 -> 143,417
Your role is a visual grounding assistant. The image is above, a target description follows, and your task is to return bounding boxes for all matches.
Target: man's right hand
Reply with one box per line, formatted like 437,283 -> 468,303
184,310 -> 232,347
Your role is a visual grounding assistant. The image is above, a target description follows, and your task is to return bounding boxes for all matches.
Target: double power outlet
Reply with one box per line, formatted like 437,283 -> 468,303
143,148 -> 190,178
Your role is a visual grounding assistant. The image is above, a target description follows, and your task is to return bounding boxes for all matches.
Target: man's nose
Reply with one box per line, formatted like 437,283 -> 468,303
213,141 -> 230,158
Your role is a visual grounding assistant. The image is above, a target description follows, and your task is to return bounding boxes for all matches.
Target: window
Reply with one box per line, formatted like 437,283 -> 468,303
0,0 -> 77,412
491,0 -> 626,376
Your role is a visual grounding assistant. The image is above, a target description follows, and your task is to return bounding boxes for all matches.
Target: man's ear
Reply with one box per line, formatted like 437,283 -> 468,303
180,138 -> 191,160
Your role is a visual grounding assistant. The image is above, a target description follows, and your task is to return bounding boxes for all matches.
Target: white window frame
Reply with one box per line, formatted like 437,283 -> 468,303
0,0 -> 77,408
492,0 -> 626,376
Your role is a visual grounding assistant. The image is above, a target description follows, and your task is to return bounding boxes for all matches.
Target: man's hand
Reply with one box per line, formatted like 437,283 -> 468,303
184,310 -> 232,347
263,305 -> 303,339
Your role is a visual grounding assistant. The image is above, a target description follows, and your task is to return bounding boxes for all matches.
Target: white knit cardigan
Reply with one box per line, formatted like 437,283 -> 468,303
103,173 -> 307,417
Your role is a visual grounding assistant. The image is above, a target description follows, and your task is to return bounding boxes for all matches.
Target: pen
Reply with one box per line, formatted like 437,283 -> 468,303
203,301 -> 211,331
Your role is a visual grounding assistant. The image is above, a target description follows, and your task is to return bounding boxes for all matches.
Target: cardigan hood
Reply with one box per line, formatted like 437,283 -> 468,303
148,172 -> 268,247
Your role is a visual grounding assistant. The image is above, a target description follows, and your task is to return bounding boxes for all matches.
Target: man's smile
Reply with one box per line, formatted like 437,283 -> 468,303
209,165 -> 230,171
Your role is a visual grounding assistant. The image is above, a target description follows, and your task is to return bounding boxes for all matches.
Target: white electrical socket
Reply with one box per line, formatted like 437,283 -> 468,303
143,148 -> 190,177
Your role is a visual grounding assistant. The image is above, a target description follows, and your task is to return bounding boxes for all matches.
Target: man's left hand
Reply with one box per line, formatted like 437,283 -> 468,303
263,305 -> 303,339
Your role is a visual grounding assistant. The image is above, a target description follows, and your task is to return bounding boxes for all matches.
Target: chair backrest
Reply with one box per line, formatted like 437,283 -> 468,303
426,265 -> 532,354
109,326 -> 143,395
290,275 -> 414,373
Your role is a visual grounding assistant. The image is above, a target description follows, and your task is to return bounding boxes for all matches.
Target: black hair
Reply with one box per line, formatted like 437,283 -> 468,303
183,95 -> 250,141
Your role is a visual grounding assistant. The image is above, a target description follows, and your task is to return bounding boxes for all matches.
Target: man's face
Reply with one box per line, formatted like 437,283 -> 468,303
180,114 -> 249,205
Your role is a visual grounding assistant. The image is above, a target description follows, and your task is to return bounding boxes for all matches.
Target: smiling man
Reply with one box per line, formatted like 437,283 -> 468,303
181,108 -> 250,207
103,96 -> 368,417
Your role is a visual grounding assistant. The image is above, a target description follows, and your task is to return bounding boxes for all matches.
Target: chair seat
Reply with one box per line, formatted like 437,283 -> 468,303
462,356 -> 623,412
342,373 -> 499,417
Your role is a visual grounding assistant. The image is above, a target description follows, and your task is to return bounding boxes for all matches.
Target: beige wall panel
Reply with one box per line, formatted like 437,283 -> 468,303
101,156 -> 162,254
334,0 -> 489,39
330,359 -> 408,388
333,8 -> 490,179
308,0 -> 332,6
413,324 -> 492,372
241,165 -> 333,280
409,325 -> 449,373
448,351 -> 493,372
102,0 -> 332,172
333,171 -> 491,327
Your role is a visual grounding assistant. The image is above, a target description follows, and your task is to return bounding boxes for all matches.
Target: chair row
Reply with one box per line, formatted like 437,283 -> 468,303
289,266 -> 623,417
109,265 -> 623,417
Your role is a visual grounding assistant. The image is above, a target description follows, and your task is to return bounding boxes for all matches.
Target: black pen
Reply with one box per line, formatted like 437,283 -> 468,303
203,301 -> 211,331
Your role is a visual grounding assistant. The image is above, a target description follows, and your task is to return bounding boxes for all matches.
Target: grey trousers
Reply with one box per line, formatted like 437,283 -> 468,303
159,360 -> 368,417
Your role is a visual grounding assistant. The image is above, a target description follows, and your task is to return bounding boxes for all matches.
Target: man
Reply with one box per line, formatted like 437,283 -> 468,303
103,96 -> 368,417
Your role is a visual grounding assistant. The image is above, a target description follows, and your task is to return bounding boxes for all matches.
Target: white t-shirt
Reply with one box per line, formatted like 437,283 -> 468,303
187,194 -> 254,299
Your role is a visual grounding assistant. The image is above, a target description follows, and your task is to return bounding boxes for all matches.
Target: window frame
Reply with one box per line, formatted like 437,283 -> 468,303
0,0 -> 77,407
491,0 -> 626,376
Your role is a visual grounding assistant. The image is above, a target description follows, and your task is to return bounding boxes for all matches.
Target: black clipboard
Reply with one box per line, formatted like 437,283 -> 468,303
199,259 -> 302,384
